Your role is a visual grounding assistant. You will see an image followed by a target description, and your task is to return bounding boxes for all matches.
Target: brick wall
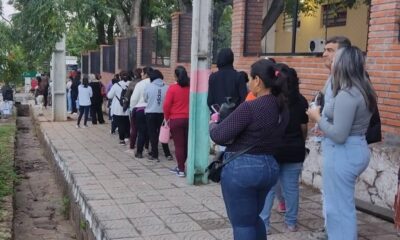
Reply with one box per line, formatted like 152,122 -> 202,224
232,0 -> 400,138
366,0 -> 400,136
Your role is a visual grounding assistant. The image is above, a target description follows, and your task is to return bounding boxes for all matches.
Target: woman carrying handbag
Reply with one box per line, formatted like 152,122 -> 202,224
163,66 -> 190,177
209,59 -> 289,240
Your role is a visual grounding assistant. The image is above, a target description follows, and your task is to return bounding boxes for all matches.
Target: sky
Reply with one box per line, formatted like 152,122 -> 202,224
1,1 -> 17,22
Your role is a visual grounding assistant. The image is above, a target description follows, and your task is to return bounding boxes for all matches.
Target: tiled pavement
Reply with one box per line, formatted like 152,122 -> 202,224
30,104 -> 398,240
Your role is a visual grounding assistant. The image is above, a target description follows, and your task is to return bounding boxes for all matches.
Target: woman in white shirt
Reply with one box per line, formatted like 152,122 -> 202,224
77,76 -> 93,128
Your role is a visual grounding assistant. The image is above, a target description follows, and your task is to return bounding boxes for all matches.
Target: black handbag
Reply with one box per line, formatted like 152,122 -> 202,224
206,144 -> 257,183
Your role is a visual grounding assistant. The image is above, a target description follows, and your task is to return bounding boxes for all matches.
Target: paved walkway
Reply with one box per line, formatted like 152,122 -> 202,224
29,101 -> 397,240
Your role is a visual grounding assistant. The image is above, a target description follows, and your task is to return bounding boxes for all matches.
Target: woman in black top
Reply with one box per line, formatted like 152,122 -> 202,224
89,74 -> 105,124
260,65 -> 308,234
209,59 -> 288,240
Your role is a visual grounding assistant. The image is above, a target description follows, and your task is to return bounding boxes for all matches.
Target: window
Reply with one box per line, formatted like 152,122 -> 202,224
322,3 -> 347,27
283,12 -> 300,32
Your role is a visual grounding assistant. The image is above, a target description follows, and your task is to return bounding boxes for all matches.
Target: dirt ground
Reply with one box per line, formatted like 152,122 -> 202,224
13,115 -> 76,240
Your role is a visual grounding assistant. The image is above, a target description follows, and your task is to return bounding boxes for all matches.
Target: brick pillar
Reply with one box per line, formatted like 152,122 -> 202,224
177,13 -> 192,63
367,0 -> 400,135
231,0 -> 263,58
170,13 -> 180,69
136,28 -> 143,67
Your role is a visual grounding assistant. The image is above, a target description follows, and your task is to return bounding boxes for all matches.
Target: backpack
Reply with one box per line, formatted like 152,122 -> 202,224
115,83 -> 127,107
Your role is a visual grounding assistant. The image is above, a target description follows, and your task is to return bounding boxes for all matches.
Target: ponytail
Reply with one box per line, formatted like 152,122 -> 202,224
250,59 -> 287,112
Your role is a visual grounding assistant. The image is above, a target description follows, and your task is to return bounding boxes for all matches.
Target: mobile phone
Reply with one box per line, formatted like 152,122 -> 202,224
211,104 -> 220,113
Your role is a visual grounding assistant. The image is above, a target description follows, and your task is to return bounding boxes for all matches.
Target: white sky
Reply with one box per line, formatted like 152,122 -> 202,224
1,1 -> 17,22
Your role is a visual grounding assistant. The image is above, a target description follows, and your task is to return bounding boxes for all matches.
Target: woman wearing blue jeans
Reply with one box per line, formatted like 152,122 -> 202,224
307,46 -> 377,240
210,59 -> 289,240
260,66 -> 308,233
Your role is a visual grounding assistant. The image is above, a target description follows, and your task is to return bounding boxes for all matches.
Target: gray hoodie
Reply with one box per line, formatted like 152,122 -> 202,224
144,78 -> 169,113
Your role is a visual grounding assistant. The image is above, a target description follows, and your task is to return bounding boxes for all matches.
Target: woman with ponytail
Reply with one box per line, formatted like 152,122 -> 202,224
163,66 -> 190,177
209,59 -> 289,240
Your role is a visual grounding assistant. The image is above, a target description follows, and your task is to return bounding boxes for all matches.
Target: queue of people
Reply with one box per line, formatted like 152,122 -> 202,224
65,37 -> 386,240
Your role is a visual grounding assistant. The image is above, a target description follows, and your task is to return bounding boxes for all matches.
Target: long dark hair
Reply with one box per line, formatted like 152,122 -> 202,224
175,66 -> 190,87
142,66 -> 153,79
133,68 -> 142,80
82,75 -> 89,88
332,46 -> 377,112
276,64 -> 300,106
250,59 -> 287,112
149,69 -> 164,82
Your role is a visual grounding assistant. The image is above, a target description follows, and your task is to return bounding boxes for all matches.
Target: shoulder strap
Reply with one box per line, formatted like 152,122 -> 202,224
221,112 -> 284,167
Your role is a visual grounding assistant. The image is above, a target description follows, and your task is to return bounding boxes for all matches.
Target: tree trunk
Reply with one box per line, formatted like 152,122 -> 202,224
95,11 -> 106,45
115,0 -> 142,37
107,14 -> 116,44
178,0 -> 192,13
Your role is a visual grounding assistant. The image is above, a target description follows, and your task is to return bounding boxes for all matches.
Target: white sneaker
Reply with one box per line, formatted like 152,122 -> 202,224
76,125 -> 80,128
176,171 -> 185,177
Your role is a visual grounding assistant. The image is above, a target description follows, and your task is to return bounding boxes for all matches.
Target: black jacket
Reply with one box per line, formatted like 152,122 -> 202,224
207,48 -> 247,111
89,81 -> 103,105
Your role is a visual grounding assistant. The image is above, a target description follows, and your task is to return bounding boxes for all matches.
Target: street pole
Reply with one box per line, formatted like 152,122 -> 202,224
51,35 -> 67,121
186,0 -> 213,185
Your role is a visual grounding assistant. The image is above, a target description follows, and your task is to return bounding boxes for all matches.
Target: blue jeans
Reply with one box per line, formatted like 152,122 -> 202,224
322,136 -> 370,240
221,153 -> 279,240
260,162 -> 303,231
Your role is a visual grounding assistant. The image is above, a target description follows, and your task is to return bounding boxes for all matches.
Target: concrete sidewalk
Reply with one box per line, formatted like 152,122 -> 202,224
30,104 -> 397,240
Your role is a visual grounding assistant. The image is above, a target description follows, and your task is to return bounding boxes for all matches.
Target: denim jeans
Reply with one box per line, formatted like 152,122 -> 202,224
67,91 -> 72,112
221,153 -> 279,240
322,136 -> 370,240
260,162 -> 303,231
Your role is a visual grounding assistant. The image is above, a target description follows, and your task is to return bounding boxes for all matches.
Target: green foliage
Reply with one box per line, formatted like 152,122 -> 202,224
12,0 -> 67,67
61,196 -> 70,220
66,20 -> 98,57
0,123 -> 17,204
284,0 -> 371,17
141,0 -> 179,25
0,21 -> 25,84
213,5 -> 232,61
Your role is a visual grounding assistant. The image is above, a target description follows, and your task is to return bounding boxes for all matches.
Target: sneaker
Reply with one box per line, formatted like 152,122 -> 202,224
119,140 -> 126,145
278,201 -> 286,213
176,171 -> 185,177
286,224 -> 298,232
166,155 -> 173,161
169,167 -> 179,174
76,125 -> 80,128
83,125 -> 88,128
135,152 -> 143,159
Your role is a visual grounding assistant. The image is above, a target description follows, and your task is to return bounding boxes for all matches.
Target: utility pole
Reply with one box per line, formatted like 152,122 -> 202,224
186,0 -> 213,185
51,35 -> 67,121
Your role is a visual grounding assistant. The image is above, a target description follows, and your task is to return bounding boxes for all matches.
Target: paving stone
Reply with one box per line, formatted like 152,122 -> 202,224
106,228 -> 140,239
176,231 -> 216,240
135,224 -> 172,236
166,221 -> 202,233
130,216 -> 164,227
195,218 -> 230,231
143,234 -> 180,240
102,219 -> 134,229
152,207 -> 182,216
189,212 -> 220,221
158,214 -> 192,224
120,203 -> 154,218
209,228 -> 233,240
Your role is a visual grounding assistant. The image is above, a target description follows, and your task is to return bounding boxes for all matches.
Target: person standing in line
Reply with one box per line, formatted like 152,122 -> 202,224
260,65 -> 309,234
207,48 -> 247,111
89,74 -> 105,124
144,69 -> 172,161
130,67 -> 152,158
107,71 -> 130,145
76,76 -> 93,128
163,66 -> 190,177
307,46 -> 377,240
71,71 -> 81,114
210,59 -> 289,240
66,76 -> 73,113
125,68 -> 143,153
40,74 -> 50,109
108,75 -> 120,134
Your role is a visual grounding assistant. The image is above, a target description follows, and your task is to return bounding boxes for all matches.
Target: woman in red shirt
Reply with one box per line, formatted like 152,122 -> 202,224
163,66 -> 190,177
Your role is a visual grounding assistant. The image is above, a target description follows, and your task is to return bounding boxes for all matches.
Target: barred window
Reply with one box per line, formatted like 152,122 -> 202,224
322,3 -> 347,27
283,12 -> 300,32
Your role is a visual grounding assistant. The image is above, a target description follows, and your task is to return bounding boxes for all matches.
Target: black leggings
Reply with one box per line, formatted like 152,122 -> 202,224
113,115 -> 130,141
146,113 -> 171,158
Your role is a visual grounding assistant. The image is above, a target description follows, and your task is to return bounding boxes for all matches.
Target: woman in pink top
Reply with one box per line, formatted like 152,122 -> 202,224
163,66 -> 190,177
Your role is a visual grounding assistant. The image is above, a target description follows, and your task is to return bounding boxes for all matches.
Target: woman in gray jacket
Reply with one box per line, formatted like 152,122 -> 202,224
144,69 -> 172,161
